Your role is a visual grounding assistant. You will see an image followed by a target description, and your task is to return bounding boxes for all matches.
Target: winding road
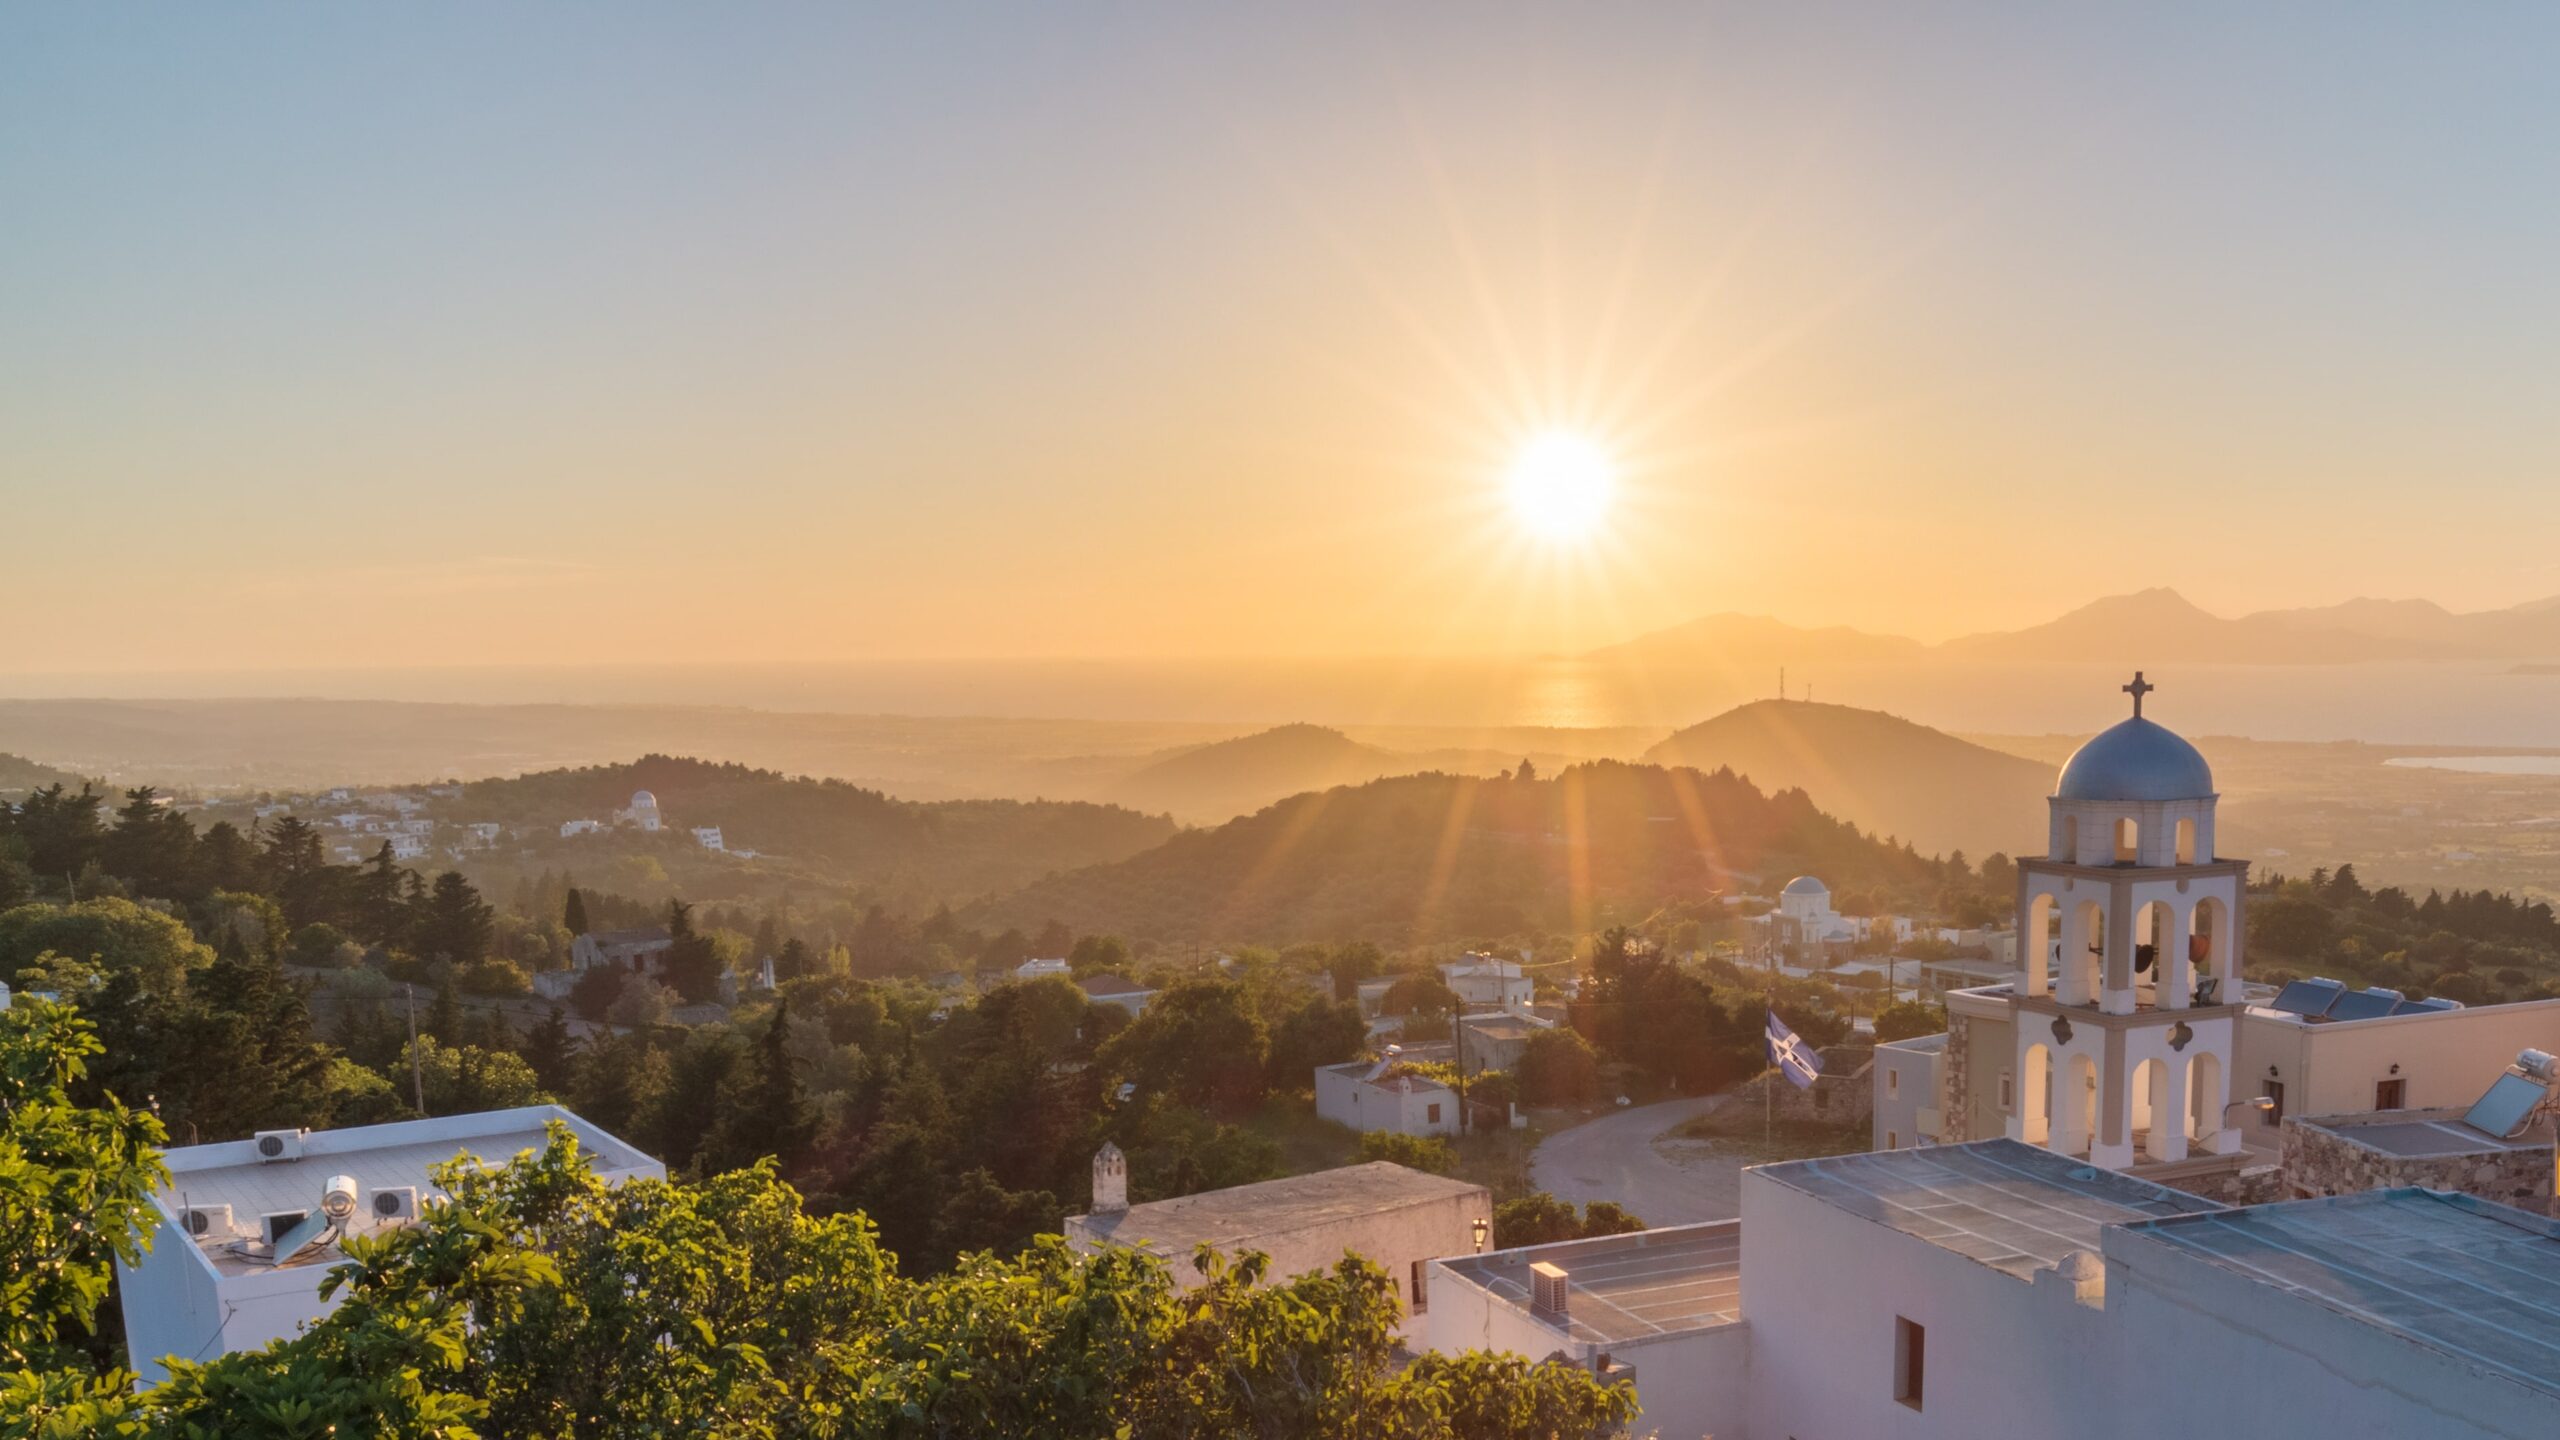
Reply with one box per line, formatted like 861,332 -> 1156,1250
1528,1093 -> 1741,1227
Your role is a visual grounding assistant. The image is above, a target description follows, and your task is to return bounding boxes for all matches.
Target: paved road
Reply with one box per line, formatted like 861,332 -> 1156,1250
1529,1093 -> 1738,1227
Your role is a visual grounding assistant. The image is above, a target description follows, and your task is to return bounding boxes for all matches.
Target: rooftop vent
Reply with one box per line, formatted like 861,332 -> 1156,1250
1529,1261 -> 1570,1320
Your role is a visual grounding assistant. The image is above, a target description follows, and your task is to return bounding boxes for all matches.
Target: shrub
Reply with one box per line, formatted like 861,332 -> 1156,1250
1358,1130 -> 1457,1175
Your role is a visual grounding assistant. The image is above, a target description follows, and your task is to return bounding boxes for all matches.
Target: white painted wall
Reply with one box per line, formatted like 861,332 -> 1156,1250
1314,1064 -> 1459,1137
1741,1167 -> 2115,1440
2105,1223 -> 2555,1440
2238,999 -> 2560,1122
1872,1038 -> 1942,1150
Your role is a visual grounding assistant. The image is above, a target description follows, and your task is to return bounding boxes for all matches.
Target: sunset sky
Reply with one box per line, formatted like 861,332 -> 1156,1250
10,5 -> 2560,671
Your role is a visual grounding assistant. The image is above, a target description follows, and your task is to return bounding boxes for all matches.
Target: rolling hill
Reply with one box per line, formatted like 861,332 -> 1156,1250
971,760 -> 1949,946
448,755 -> 1179,901
0,752 -> 86,795
1643,700 -> 2052,859
1105,723 -> 1472,824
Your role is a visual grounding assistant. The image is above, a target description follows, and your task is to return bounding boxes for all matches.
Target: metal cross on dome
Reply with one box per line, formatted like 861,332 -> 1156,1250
2123,671 -> 2154,718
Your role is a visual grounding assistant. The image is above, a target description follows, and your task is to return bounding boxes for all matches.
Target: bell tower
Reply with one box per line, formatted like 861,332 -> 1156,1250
2004,675 -> 2248,1169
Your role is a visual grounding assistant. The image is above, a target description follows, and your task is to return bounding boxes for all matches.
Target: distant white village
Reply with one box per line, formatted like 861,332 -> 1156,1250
161,783 -> 756,868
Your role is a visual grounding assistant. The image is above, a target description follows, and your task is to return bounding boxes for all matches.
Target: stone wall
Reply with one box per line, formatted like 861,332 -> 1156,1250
2282,1112 -> 2557,1216
1736,1045 -> 1874,1128
1941,1013 -> 1975,1142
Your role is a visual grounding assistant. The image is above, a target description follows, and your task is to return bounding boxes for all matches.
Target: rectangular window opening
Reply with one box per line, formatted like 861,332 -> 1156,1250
1894,1316 -> 1925,1411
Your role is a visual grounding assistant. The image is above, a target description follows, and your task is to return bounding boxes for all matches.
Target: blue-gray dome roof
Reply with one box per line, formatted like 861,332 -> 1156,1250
2055,718 -> 2213,802
1781,875 -> 1829,896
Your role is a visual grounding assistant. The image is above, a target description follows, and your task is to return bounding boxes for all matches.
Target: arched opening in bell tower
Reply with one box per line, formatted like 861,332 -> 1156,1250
2019,1043 -> 2051,1144
2062,899 -> 2104,1005
2021,893 -> 2057,998
2113,817 -> 2140,864
2174,817 -> 2197,865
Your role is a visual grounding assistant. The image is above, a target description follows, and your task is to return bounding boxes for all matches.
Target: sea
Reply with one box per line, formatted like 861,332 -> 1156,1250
11,658 -> 2560,748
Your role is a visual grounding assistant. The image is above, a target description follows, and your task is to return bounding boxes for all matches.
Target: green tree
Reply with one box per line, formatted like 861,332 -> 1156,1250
1515,1026 -> 1603,1105
417,871 -> 495,966
1357,1130 -> 1457,1174
1871,998 -> 1944,1044
0,995 -> 169,1371
1265,995 -> 1367,1092
562,886 -> 590,937
1097,977 -> 1270,1115
524,1006 -> 577,1092
659,899 -> 724,1004
700,998 -> 814,1175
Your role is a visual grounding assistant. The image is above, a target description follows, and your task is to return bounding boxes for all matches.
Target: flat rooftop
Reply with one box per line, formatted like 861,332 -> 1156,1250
158,1106 -> 660,1277
2116,1189 -> 2560,1400
1436,1220 -> 1742,1345
1754,1138 -> 2224,1280
1069,1161 -> 1480,1257
2299,1108 -> 2546,1159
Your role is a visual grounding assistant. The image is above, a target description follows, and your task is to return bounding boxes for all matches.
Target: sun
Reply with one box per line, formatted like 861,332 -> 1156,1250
1505,431 -> 1617,542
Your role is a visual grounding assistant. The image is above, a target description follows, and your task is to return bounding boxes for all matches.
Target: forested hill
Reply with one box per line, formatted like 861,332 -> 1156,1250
0,751 -> 85,794
972,760 -> 1946,946
453,755 -> 1179,898
1643,699 -> 2052,860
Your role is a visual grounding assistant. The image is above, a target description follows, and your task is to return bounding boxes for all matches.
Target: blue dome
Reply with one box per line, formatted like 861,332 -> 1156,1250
2055,717 -> 2214,802
1781,875 -> 1829,897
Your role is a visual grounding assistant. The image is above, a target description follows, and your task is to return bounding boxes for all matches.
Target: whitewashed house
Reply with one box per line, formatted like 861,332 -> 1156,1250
1315,1056 -> 1460,1138
117,1107 -> 661,1386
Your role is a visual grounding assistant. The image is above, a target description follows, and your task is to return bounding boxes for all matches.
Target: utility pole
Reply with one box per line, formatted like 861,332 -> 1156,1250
405,983 -> 426,1114
1452,1002 -> 1468,1137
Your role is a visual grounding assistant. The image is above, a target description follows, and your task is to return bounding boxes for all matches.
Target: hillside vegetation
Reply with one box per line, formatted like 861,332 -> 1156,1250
974,760 -> 1946,946
0,751 -> 83,794
452,755 -> 1178,901
1643,700 -> 2051,859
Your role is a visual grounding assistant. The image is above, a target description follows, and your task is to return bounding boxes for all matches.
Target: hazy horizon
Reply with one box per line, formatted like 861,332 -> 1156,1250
16,6 -> 2560,672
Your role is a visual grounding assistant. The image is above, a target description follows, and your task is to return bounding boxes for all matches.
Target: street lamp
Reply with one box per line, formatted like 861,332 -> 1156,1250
1471,1216 -> 1490,1254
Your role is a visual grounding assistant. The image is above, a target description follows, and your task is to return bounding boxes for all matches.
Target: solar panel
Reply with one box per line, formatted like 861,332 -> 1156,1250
2325,988 -> 2402,1022
2461,1071 -> 2553,1139
2389,996 -> 2463,1016
2270,977 -> 2346,1017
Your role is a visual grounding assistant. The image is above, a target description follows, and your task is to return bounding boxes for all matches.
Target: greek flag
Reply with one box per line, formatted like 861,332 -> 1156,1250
1766,1011 -> 1822,1090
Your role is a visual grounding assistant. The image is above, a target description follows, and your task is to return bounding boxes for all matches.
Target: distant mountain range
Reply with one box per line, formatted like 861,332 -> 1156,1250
1642,700 -> 2051,860
1594,587 -> 2560,665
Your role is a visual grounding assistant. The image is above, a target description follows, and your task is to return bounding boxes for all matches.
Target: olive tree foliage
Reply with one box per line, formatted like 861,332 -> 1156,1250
2,1125 -> 1635,1440
0,995 -> 169,1372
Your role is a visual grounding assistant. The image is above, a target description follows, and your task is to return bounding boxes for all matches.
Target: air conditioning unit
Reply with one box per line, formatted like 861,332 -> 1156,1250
260,1210 -> 312,1246
253,1128 -> 307,1163
371,1186 -> 420,1225
176,1203 -> 234,1239
1530,1261 -> 1570,1319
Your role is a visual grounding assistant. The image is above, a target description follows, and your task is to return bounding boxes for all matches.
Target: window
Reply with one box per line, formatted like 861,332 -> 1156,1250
1886,1130 -> 1900,1149
1410,1260 -> 1428,1313
1425,1103 -> 1442,1124
2376,1078 -> 2406,1110
1999,1069 -> 2015,1109
1887,1070 -> 1901,1096
2262,1080 -> 2285,1124
1894,1316 -> 1925,1411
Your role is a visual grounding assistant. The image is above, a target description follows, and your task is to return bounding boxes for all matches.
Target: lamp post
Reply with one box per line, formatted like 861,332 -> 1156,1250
1471,1216 -> 1490,1254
